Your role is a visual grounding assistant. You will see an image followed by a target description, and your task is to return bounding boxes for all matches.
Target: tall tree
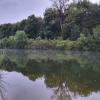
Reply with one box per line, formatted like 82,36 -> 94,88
44,8 -> 61,39
75,1 -> 100,38
24,15 -> 43,38
50,0 -> 70,37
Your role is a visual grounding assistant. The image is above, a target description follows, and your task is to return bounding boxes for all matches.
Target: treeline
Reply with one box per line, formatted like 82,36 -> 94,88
0,0 -> 100,49
0,15 -> 42,39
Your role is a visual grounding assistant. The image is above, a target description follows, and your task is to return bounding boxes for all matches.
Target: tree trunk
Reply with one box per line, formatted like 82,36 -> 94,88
58,10 -> 64,38
89,28 -> 95,39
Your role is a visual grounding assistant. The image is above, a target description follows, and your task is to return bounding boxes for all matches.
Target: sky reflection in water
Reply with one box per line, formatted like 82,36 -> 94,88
0,50 -> 100,100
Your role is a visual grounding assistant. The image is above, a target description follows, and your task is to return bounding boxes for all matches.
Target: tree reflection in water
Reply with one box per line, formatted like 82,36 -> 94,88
0,50 -> 100,99
0,72 -> 6,100
51,82 -> 72,100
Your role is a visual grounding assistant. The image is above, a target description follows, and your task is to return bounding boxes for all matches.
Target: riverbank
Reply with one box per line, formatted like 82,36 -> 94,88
0,39 -> 100,51
25,36 -> 100,51
0,32 -> 100,51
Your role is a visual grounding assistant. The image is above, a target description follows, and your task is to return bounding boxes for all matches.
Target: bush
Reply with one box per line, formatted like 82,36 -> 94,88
15,31 -> 28,48
0,31 -> 99,51
87,38 -> 100,51
56,40 -> 76,50
93,25 -> 100,39
26,39 -> 56,49
76,34 -> 88,50
0,37 -> 9,48
56,41 -> 66,49
8,36 -> 16,48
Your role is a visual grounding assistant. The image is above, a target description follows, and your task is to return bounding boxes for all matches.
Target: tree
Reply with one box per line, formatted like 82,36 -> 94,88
44,8 -> 61,39
15,31 -> 28,48
93,25 -> 100,39
50,0 -> 70,37
0,24 -> 15,38
24,15 -> 43,38
63,0 -> 100,39
8,36 -> 16,48
75,1 -> 100,38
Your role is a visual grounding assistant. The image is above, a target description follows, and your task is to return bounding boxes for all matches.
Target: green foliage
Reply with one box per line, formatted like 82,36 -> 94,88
0,1 -> 99,40
70,24 -> 80,40
0,37 -> 9,48
26,38 -> 89,50
24,15 -> 43,38
86,38 -> 100,51
56,40 -> 67,49
0,1 -> 99,50
26,39 -> 56,49
43,8 -> 61,39
0,31 -> 28,49
94,25 -> 100,39
15,31 -> 28,48
76,34 -> 88,50
0,24 -> 16,38
7,36 -> 16,48
0,50 -> 100,96
0,33 -> 99,51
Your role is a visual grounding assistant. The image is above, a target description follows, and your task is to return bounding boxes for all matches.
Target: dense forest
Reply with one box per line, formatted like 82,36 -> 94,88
0,0 -> 100,50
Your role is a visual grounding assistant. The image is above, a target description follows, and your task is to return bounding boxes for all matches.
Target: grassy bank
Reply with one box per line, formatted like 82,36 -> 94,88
26,38 -> 100,51
0,31 -> 100,51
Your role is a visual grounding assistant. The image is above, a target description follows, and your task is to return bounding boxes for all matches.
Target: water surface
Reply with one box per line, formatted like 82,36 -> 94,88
0,49 -> 100,100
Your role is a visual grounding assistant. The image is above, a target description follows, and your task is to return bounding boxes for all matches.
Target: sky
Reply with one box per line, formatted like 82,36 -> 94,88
0,0 -> 99,24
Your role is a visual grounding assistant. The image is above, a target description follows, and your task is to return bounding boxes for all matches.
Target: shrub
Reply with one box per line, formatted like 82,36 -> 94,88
87,38 -> 100,51
56,40 -> 67,49
93,25 -> 100,39
0,37 -> 9,48
15,31 -> 28,48
8,36 -> 16,48
76,34 -> 88,50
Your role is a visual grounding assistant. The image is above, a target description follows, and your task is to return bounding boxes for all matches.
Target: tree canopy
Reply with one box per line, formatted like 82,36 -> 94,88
0,0 -> 99,40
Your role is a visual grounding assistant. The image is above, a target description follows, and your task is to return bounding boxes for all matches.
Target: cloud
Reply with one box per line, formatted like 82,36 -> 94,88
0,0 -> 19,8
0,0 -> 99,24
0,0 -> 51,24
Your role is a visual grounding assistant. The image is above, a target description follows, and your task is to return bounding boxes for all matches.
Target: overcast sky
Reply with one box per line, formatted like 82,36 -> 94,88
0,0 -> 99,24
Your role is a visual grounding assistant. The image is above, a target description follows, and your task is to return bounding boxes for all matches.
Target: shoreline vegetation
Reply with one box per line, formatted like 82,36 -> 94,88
0,0 -> 100,50
0,31 -> 100,51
